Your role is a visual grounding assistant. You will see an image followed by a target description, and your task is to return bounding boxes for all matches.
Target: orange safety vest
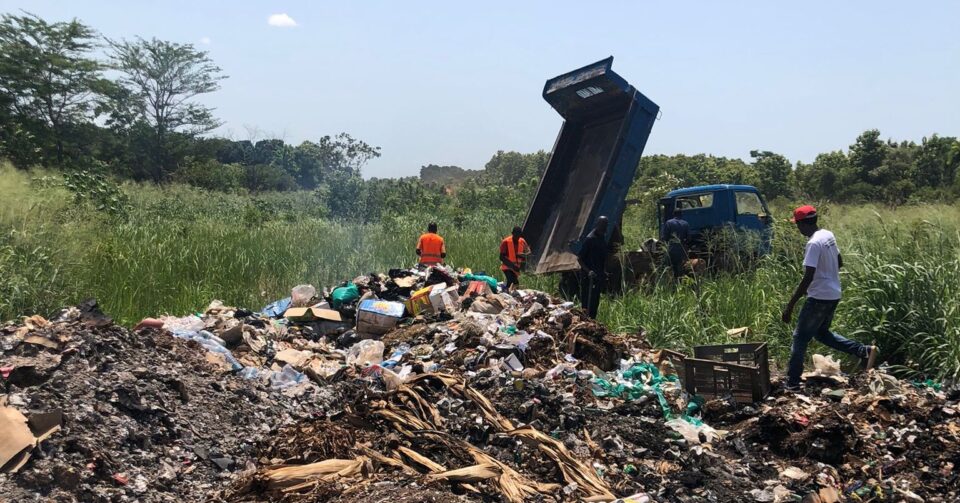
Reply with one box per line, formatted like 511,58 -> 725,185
417,233 -> 446,265
500,236 -> 530,272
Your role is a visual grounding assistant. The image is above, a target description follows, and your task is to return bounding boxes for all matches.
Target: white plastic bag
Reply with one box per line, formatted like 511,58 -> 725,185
665,418 -> 723,445
812,354 -> 841,376
346,339 -> 385,366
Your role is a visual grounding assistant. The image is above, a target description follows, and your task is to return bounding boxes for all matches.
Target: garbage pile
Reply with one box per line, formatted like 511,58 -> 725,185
2,266 -> 959,502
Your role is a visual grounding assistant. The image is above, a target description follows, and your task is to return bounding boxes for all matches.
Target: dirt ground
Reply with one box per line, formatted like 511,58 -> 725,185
2,288 -> 958,503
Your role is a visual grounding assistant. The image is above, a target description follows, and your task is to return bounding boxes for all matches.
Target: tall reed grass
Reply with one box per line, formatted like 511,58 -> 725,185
2,165 -> 958,379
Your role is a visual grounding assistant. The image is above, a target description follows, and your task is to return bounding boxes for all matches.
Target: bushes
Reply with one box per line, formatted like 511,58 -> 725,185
173,157 -> 244,192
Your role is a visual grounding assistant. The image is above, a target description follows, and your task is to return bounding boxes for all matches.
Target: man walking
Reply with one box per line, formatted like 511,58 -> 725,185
416,223 -> 446,266
500,226 -> 531,291
577,216 -> 609,319
782,205 -> 878,391
660,207 -> 690,279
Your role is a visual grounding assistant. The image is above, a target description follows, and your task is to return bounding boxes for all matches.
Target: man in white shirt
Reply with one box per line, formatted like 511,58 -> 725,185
781,205 -> 878,390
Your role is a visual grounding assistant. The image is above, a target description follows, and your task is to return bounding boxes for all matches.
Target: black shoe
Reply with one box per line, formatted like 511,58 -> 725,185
782,383 -> 802,393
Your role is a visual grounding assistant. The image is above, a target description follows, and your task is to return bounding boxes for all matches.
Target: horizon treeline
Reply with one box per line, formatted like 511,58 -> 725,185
2,11 -> 959,217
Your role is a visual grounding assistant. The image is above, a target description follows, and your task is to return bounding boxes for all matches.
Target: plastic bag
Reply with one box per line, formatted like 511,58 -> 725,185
261,297 -> 292,318
270,364 -> 307,389
381,366 -> 412,390
332,283 -> 360,309
545,363 -> 577,380
812,354 -> 841,376
169,329 -> 243,371
346,339 -> 385,366
161,315 -> 205,332
665,418 -> 722,444
291,284 -> 316,307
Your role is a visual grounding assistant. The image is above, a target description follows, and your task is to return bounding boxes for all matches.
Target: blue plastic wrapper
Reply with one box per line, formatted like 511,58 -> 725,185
261,297 -> 292,318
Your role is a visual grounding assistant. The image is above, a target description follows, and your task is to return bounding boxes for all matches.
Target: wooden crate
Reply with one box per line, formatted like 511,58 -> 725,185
683,342 -> 770,403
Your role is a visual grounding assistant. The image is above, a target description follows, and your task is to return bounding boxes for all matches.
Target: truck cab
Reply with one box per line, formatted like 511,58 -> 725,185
658,184 -> 773,256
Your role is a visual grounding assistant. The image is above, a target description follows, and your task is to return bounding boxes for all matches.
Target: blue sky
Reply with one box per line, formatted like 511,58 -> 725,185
3,1 -> 958,178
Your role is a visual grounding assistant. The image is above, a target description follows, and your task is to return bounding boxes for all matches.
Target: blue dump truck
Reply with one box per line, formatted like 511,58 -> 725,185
522,57 -> 659,276
522,58 -> 772,293
658,184 -> 773,257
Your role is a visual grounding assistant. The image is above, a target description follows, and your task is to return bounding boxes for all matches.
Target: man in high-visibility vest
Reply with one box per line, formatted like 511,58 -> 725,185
500,226 -> 531,291
416,222 -> 446,266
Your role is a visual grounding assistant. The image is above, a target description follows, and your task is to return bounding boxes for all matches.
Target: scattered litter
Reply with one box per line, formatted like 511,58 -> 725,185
1,266 -> 957,503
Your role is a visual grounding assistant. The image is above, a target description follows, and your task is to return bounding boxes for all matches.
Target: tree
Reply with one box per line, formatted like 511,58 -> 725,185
0,12 -> 102,165
110,37 -> 226,181
914,135 -> 959,189
876,142 -> 917,204
316,133 -> 381,177
849,129 -> 886,185
750,150 -> 793,199
795,151 -> 847,199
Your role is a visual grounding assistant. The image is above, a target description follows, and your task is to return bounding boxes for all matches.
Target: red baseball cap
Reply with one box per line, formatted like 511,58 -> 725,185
790,205 -> 817,223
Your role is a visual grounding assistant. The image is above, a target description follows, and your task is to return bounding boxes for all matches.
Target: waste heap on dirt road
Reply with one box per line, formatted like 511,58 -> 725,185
2,265 -> 958,502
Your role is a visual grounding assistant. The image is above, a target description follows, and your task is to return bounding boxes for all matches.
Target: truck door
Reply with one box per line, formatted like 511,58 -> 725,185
671,192 -> 716,246
656,198 -> 671,235
734,190 -> 773,254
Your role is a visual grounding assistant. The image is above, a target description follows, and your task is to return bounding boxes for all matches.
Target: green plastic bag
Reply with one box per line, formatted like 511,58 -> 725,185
331,283 -> 359,309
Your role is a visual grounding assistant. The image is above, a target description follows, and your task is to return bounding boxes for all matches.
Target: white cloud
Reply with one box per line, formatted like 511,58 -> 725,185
267,13 -> 297,28
199,36 -> 212,45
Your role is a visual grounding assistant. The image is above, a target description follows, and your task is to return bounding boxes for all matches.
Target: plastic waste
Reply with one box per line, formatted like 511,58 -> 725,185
161,315 -> 204,332
502,330 -> 533,350
812,354 -> 841,376
169,329 -> 243,371
291,284 -> 316,307
238,367 -> 261,380
382,343 -> 410,369
381,365 -> 414,390
270,364 -> 307,389
665,418 -> 722,444
545,363 -> 577,380
332,283 -> 360,309
261,297 -> 292,318
346,339 -> 385,366
502,353 -> 524,371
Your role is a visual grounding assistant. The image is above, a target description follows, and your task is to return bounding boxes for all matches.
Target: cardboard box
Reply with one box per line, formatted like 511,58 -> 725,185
427,284 -> 445,311
429,284 -> 460,312
356,300 -> 405,336
405,286 -> 434,316
283,307 -> 342,323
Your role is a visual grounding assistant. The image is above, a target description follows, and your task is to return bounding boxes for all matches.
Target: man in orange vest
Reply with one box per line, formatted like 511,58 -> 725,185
416,222 -> 446,266
500,226 -> 531,291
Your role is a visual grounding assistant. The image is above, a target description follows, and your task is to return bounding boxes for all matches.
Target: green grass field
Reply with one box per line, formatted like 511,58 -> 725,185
2,165 -> 959,380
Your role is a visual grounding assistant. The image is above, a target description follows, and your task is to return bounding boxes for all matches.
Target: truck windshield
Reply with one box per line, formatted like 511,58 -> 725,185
735,191 -> 765,215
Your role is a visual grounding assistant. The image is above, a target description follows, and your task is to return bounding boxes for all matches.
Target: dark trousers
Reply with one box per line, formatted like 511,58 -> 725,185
787,298 -> 868,386
503,269 -> 519,290
580,273 -> 604,319
668,243 -> 687,278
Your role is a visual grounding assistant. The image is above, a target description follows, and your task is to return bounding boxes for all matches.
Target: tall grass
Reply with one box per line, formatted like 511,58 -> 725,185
1,165 -> 959,380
